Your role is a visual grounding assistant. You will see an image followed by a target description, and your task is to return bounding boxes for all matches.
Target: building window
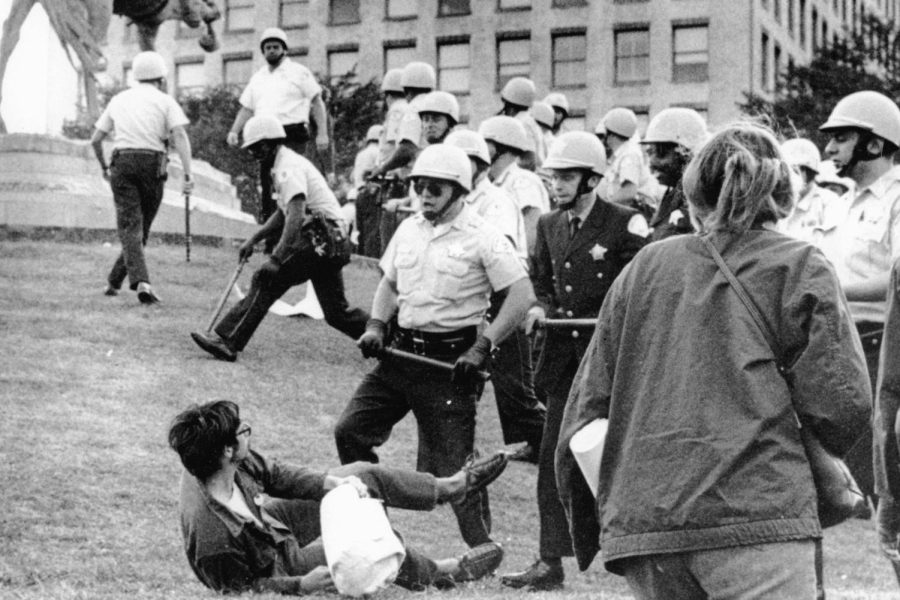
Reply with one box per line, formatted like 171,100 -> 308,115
615,28 -> 650,85
223,54 -> 253,89
328,47 -> 359,83
552,0 -> 588,6
811,7 -> 818,49
330,0 -> 360,25
384,41 -> 417,72
280,0 -> 309,29
438,0 -> 470,16
175,60 -> 206,96
799,0 -> 807,48
761,31 -> 770,89
438,41 -> 470,94
787,0 -> 795,36
499,0 -> 531,9
496,35 -> 531,89
225,0 -> 253,32
672,24 -> 708,83
386,0 -> 417,19
552,31 -> 586,88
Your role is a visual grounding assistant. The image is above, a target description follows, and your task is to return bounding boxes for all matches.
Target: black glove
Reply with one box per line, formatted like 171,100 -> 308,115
238,240 -> 255,261
358,318 -> 387,359
256,257 -> 281,284
452,335 -> 493,385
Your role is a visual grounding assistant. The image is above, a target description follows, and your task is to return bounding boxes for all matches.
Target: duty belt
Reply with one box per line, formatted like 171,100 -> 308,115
392,326 -> 476,357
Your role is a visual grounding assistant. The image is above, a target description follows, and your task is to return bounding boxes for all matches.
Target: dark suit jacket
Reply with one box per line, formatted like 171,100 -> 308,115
532,197 -> 648,390
648,181 -> 693,243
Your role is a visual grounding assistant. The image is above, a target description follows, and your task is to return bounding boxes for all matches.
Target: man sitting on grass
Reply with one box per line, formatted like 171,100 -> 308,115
168,400 -> 508,595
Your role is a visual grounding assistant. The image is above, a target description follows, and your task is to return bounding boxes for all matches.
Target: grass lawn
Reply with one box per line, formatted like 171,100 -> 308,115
0,237 -> 897,599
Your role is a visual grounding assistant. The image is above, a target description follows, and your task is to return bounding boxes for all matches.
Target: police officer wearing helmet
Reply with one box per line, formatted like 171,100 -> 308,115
639,107 -> 708,242
819,90 -> 900,509
191,115 -> 369,362
542,92 -> 569,135
479,115 -> 550,256
335,144 -> 536,550
499,76 -> 545,170
376,68 -> 407,165
502,132 -> 648,591
91,50 -> 193,305
418,91 -> 459,145
369,61 -> 437,252
596,107 -> 658,219
778,138 -> 841,245
445,129 -> 547,465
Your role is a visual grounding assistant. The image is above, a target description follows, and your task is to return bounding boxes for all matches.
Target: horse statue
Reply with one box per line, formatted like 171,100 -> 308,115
0,0 -> 220,134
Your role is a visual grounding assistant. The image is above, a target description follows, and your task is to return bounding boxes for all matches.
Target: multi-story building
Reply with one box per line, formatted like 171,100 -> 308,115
102,0 -> 898,132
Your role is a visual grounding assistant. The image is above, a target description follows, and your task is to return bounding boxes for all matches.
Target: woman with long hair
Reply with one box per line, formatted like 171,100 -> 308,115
556,122 -> 871,599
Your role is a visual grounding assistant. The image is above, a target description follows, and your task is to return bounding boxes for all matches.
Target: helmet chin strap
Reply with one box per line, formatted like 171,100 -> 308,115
558,172 -> 597,210
424,189 -> 463,223
840,132 -> 880,177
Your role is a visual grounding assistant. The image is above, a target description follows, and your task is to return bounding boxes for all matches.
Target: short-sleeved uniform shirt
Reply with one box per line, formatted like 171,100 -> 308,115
465,176 -> 528,264
352,143 -> 379,189
819,166 -> 900,323
94,83 -> 189,152
597,138 -> 656,202
380,209 -> 527,331
239,59 -> 322,126
494,162 -> 551,215
397,95 -> 427,148
778,183 -> 840,245
271,146 -> 344,225
378,99 -> 408,164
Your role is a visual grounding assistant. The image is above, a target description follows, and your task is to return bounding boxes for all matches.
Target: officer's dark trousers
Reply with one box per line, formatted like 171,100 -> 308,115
334,355 -> 493,548
107,151 -> 165,290
843,321 -> 882,504
489,329 -> 545,449
215,251 -> 368,350
533,348 -> 578,559
263,462 -> 452,589
355,185 -> 381,258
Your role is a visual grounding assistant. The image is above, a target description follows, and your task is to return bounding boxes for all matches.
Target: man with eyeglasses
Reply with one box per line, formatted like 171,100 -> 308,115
335,144 -> 536,553
169,400 -> 509,595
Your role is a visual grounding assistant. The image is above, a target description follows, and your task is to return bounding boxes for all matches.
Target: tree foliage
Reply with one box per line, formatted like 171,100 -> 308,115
739,15 -> 900,148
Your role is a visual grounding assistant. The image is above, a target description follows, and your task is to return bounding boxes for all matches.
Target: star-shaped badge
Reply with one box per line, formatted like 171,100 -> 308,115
589,244 -> 607,261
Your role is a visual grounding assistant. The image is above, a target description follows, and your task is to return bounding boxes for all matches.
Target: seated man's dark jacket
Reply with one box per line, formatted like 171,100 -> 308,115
179,449 -> 327,594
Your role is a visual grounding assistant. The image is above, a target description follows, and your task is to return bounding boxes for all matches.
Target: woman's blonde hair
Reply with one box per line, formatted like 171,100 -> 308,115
683,122 -> 796,233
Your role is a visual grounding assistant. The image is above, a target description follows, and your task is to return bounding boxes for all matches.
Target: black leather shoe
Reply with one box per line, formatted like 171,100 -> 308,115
454,542 -> 504,582
501,559 -> 564,591
103,284 -> 119,297
457,451 -> 509,504
137,282 -> 161,305
191,331 -> 237,362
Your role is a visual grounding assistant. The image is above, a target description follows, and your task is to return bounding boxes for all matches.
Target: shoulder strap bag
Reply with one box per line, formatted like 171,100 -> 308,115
700,235 -> 867,528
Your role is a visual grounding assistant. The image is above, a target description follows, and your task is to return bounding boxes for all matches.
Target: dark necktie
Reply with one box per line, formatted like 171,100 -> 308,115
570,216 -> 581,240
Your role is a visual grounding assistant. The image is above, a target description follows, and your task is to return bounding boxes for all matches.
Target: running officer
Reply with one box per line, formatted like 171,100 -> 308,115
369,61 -> 437,252
226,28 -> 329,222
445,129 -> 546,464
639,107 -> 708,242
502,132 -> 649,591
334,144 -> 535,550
479,115 -> 550,256
91,50 -> 193,305
778,138 -> 841,245
818,90 -> 900,504
595,107 -> 659,219
498,77 -> 544,170
191,116 -> 368,362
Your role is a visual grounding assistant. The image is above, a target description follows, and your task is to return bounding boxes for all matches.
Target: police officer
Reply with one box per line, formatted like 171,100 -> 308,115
595,107 -> 659,219
369,61 -> 437,252
351,124 -> 383,256
479,115 -> 550,257
639,107 -> 708,242
501,132 -> 649,591
418,91 -> 459,146
227,28 -> 329,223
778,138 -> 841,245
499,76 -> 544,170
334,144 -> 535,549
445,129 -> 546,463
542,92 -> 569,136
818,90 -> 900,503
91,50 -> 193,305
191,116 -> 368,362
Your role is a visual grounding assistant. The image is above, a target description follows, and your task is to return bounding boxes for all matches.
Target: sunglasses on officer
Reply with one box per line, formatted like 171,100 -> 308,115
413,178 -> 452,197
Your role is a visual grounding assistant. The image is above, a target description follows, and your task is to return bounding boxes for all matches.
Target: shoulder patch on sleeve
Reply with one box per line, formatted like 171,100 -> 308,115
492,236 -> 515,254
627,214 -> 651,238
